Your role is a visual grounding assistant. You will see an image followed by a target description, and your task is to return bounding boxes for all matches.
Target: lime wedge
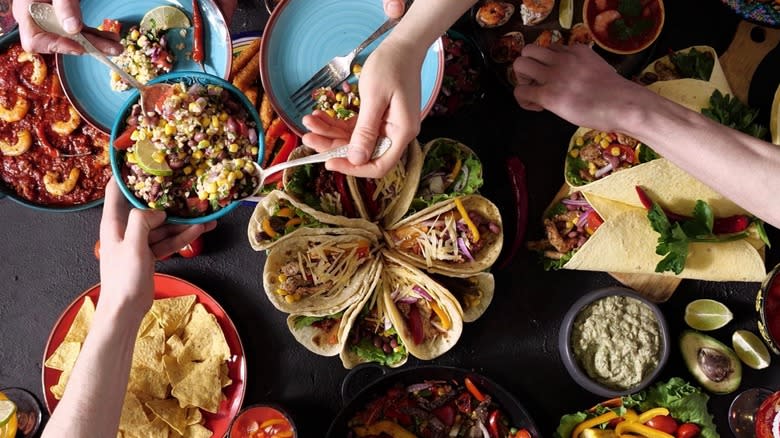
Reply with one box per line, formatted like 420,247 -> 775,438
770,84 -> 780,145
134,139 -> 173,177
732,330 -> 771,370
140,6 -> 191,32
0,400 -> 16,427
559,0 -> 573,29
684,299 -> 733,331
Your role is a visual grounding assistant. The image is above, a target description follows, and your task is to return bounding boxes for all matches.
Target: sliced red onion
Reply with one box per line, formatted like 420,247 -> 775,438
594,162 -> 613,178
384,315 -> 392,331
478,422 -> 490,438
248,129 -> 258,145
603,151 -> 620,171
576,207 -> 593,228
561,198 -> 590,207
406,383 -> 432,393
412,285 -> 434,302
457,238 -> 475,261
396,296 -> 418,304
488,222 -> 500,234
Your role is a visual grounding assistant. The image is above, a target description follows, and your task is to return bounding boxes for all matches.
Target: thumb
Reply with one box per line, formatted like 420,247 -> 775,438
125,209 -> 167,245
383,0 -> 405,18
347,94 -> 387,165
54,0 -> 83,34
513,84 -> 546,111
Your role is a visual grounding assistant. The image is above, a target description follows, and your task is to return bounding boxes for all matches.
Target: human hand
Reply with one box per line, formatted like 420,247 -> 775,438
97,179 -> 216,319
512,44 -> 653,132
13,0 -> 123,55
383,0 -> 406,19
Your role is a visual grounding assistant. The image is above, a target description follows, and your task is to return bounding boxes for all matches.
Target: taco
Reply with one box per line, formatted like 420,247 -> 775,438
263,231 -> 378,315
409,138 -> 484,215
381,251 -> 463,360
637,46 -> 731,95
283,146 -> 361,218
429,272 -> 494,323
339,261 -> 409,368
248,190 -> 381,251
386,195 -> 503,277
348,139 -> 423,227
286,259 -> 380,357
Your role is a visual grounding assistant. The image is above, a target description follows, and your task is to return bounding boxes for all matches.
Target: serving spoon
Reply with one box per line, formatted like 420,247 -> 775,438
28,3 -> 171,115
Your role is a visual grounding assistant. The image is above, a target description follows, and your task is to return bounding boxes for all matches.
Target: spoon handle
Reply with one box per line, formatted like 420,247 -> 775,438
262,137 -> 393,178
70,33 -> 146,90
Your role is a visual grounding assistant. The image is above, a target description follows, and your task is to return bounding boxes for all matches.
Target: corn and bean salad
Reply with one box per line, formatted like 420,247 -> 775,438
123,82 -> 260,217
111,25 -> 174,91
312,64 -> 362,120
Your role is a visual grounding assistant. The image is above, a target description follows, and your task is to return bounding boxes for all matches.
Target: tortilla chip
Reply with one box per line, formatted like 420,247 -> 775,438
163,354 -> 187,387
64,296 -> 95,343
50,367 -> 72,400
146,398 -> 188,435
171,357 -> 223,413
125,417 -> 170,438
180,304 -> 230,362
166,334 -> 186,359
183,424 -> 213,438
137,311 -> 158,338
185,407 -> 203,425
220,363 -> 232,388
151,296 -> 197,337
44,341 -> 81,371
132,325 -> 165,370
128,363 -> 169,400
118,393 -> 150,434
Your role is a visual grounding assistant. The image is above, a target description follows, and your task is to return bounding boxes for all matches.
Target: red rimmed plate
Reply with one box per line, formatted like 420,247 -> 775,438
42,273 -> 246,436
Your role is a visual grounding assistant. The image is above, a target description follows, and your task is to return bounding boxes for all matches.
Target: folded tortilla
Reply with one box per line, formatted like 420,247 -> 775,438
348,139 -> 423,228
248,190 -> 381,251
640,45 -> 731,95
381,250 -> 464,360
429,272 -> 494,323
385,195 -> 503,277
645,78 -> 721,112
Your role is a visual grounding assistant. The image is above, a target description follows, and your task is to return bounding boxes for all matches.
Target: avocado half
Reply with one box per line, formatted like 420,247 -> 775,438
680,330 -> 742,394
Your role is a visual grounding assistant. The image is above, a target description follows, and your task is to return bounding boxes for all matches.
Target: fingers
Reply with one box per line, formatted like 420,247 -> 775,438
520,44 -> 559,66
124,208 -> 167,247
148,224 -> 195,245
53,0 -> 83,34
513,56 -> 551,85
513,84 -> 546,111
301,111 -> 352,140
347,93 -> 388,165
82,33 -> 123,55
325,139 -> 407,178
151,222 -> 216,260
383,0 -> 405,18
100,179 -> 131,243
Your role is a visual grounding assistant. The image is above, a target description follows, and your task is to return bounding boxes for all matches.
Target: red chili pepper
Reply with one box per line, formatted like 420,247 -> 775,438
635,186 -> 689,222
497,157 -> 528,269
487,410 -> 501,438
191,0 -> 205,66
637,186 -> 751,234
35,124 -> 59,157
334,173 -> 356,218
454,392 -> 471,414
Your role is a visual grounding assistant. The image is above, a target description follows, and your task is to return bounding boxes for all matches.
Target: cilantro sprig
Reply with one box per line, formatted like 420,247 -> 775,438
669,47 -> 715,81
702,90 -> 768,139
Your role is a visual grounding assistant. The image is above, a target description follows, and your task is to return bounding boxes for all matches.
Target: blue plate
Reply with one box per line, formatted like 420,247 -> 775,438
260,0 -> 444,135
57,0 -> 232,134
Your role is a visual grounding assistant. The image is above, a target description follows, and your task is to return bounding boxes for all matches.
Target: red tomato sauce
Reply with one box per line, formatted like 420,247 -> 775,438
586,0 -> 663,53
229,406 -> 295,438
0,44 -> 111,206
755,391 -> 780,438
765,272 -> 780,347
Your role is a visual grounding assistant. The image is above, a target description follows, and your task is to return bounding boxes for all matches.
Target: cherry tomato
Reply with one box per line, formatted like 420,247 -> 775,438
676,423 -> 701,438
646,415 -> 678,434
584,210 -> 604,234
93,240 -> 100,260
755,391 -> 780,438
113,126 -> 135,150
178,236 -> 204,258
514,430 -> 532,438
186,197 -> 209,215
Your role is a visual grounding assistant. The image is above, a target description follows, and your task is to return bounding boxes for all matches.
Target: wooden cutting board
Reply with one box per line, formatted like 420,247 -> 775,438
720,21 -> 780,103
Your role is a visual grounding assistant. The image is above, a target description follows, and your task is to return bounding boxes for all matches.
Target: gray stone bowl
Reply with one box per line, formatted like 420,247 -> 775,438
558,286 -> 671,398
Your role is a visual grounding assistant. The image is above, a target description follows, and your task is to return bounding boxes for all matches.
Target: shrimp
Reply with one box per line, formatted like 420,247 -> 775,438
0,129 -> 32,157
533,30 -> 563,48
0,95 -> 29,122
476,1 -> 515,28
17,51 -> 47,86
94,134 -> 110,166
520,0 -> 555,25
568,23 -> 594,46
51,106 -> 81,136
44,168 -> 81,196
592,10 -> 622,39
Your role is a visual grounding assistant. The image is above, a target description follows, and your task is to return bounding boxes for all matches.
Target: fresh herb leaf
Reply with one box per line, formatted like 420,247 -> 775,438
566,155 -> 589,186
618,0 -> 642,17
669,47 -> 715,81
611,18 -> 654,41
702,90 -> 768,139
691,200 -> 714,235
655,223 -> 688,275
754,219 -> 771,248
637,143 -> 661,163
647,201 -> 672,239
543,250 -> 574,270
545,202 -> 568,219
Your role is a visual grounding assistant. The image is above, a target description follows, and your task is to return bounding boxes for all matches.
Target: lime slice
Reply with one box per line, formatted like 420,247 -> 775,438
134,139 -> 173,177
684,299 -> 733,331
140,6 -> 191,32
0,400 -> 16,428
559,0 -> 573,29
770,84 -> 780,145
732,330 -> 771,370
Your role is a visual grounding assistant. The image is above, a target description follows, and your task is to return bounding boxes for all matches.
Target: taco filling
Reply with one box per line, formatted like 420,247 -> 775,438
638,47 -> 715,84
529,192 -> 604,270
347,293 -> 406,366
292,312 -> 344,347
286,163 -> 358,217
254,199 -> 323,243
274,239 -> 371,304
391,199 -> 500,266
412,139 -> 483,211
390,283 -> 452,346
567,130 -> 659,186
357,157 -> 406,220
431,274 -> 483,316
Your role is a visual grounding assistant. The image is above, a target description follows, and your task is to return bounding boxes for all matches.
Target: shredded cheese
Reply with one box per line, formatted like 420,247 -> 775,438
371,158 -> 406,216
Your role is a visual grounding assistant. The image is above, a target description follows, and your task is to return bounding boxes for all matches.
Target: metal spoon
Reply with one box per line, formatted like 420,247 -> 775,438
728,387 -> 773,438
28,3 -> 171,115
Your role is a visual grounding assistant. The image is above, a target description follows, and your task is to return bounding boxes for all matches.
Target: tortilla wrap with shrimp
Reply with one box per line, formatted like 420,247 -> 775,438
339,261 -> 410,368
429,272 -> 494,323
248,190 -> 381,251
381,250 -> 464,360
534,191 -> 766,281
286,259 -> 380,357
385,195 -> 503,277
638,46 -> 731,95
347,139 -> 423,227
263,230 -> 378,316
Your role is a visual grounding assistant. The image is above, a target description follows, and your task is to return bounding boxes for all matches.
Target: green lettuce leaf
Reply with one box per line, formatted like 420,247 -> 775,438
411,139 -> 483,212
293,312 -> 343,330
566,156 -> 589,186
351,328 -> 406,366
543,250 -> 574,270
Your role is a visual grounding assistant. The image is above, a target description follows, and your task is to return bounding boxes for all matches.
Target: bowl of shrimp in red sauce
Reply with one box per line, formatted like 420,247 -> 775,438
583,0 -> 665,55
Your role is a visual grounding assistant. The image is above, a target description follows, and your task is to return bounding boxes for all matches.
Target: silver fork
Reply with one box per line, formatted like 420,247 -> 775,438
289,17 -> 399,114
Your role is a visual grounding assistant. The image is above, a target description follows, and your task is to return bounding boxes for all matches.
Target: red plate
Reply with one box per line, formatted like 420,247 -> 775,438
41,273 -> 247,436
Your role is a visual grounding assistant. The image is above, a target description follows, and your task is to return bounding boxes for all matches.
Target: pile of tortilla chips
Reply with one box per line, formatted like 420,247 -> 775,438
44,295 -> 232,438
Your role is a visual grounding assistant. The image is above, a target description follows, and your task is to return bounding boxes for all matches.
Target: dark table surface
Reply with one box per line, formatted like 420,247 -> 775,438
2,0 -> 780,436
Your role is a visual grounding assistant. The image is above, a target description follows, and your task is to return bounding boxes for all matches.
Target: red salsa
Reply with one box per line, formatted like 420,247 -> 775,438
755,390 -> 780,438
0,44 -> 111,206
585,0 -> 663,53
229,405 -> 295,438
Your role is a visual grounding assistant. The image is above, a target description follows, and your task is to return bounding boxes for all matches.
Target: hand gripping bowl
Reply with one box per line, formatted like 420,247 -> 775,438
110,72 -> 264,224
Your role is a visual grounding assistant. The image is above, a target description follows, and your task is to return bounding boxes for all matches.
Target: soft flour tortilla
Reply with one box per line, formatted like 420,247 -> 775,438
381,251 -> 464,360
282,146 -> 360,217
248,190 -> 381,251
640,45 -> 731,95
348,139 -> 423,228
430,273 -> 494,323
645,78 -> 721,112
262,231 -> 378,316
385,195 -> 503,277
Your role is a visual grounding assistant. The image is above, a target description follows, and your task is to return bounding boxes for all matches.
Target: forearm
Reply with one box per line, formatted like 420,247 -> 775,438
385,0 -> 476,55
42,302 -> 142,438
617,86 -> 780,228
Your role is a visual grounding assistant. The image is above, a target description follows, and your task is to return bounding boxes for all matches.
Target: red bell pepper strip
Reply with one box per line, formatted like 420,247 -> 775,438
263,131 -> 299,185
487,410 -> 501,438
636,186 -> 750,234
464,377 -> 486,402
334,173 -> 356,218
35,124 -> 59,158
114,125 -> 135,150
514,429 -> 532,438
612,143 -> 636,164
263,118 -> 287,166
497,157 -> 528,269
407,304 -> 424,345
635,186 -> 693,222
191,0 -> 205,68
454,392 -> 472,414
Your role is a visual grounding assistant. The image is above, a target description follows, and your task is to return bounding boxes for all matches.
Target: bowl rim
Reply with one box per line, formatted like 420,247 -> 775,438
582,0 -> 666,56
558,286 -> 671,398
758,263 -> 780,352
109,71 -> 265,225
228,403 -> 297,436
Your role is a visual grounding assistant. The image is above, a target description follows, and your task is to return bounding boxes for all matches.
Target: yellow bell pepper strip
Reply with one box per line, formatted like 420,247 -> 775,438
615,421 -> 674,438
623,409 -> 639,423
262,217 -> 278,239
638,408 -> 670,424
445,158 -> 462,189
430,302 -> 451,330
353,421 -> 417,438
276,207 -> 294,218
571,412 -> 619,438
285,217 -> 303,228
454,197 -> 480,242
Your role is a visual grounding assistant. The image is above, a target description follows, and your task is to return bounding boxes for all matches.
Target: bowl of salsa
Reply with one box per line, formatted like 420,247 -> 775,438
757,263 -> 780,355
583,0 -> 665,55
228,404 -> 296,438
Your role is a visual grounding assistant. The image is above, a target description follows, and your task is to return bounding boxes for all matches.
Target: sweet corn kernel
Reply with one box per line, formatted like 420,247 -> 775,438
588,162 -> 596,172
575,137 -> 584,146
154,176 -> 164,183
198,139 -> 210,149
233,170 -> 244,180
244,162 -> 255,173
565,221 -> 574,229
352,64 -> 362,76
600,139 -> 610,149
152,150 -> 166,163
130,130 -> 140,141
352,96 -> 360,106
198,191 -> 208,200
569,149 -> 579,158
134,182 -> 145,191
188,102 -> 202,113
183,166 -> 193,175
130,29 -> 140,40
251,146 -> 259,155
201,116 -> 210,127
228,143 -> 239,153
196,168 -> 206,177
227,172 -> 236,185
164,124 -> 177,136
126,152 -> 137,163
278,274 -> 287,282
335,92 -> 345,101
610,146 -> 621,156
211,115 -> 220,129
276,289 -> 287,296
206,182 -> 218,194
589,168 -> 596,176
192,150 -> 203,160
285,295 -> 296,303
219,112 -> 229,122
235,158 -> 246,168
325,109 -> 336,118
148,201 -> 156,208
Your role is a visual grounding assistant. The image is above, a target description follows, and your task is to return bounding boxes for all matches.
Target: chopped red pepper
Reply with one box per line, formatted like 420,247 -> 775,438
99,19 -> 122,34
464,377 -> 486,402
584,210 -> 604,234
514,429 -> 532,438
407,304 -> 424,345
612,143 -> 636,164
488,410 -> 501,438
114,126 -> 135,150
186,197 -> 209,214
35,124 -> 59,157
498,157 -> 528,269
454,392 -> 472,414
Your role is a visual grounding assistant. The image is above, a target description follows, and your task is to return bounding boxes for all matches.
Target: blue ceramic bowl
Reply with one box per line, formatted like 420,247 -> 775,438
110,72 -> 264,225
